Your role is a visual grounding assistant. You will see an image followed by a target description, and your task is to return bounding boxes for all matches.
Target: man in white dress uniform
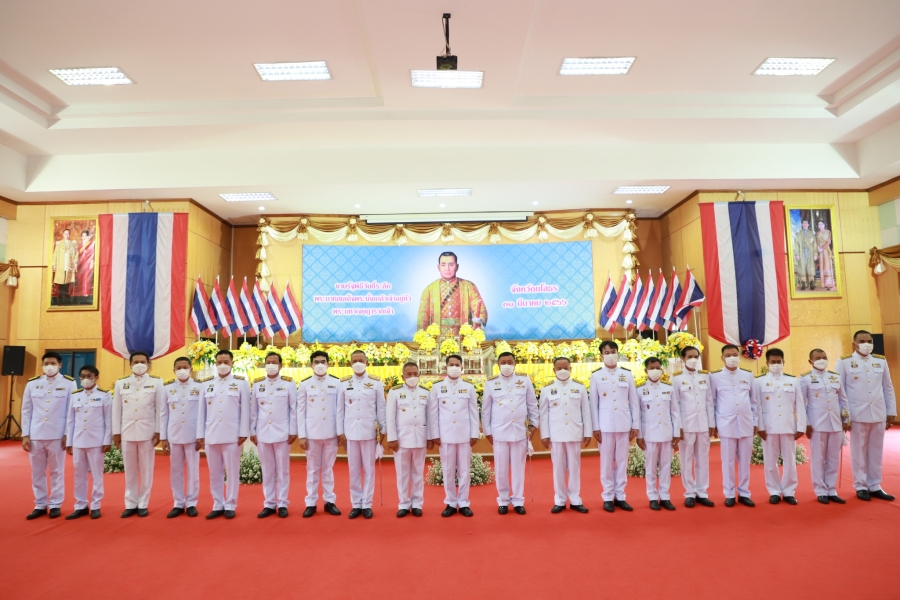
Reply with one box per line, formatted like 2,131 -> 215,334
160,356 -> 204,518
386,362 -> 433,517
671,345 -> 716,508
64,365 -> 111,520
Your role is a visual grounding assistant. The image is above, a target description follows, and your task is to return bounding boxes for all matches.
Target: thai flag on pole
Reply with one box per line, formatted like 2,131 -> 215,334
699,201 -> 790,346
99,213 -> 188,359
645,270 -> 667,331
598,275 -> 618,332
226,277 -> 249,335
635,272 -> 654,331
189,276 -> 216,338
606,274 -> 632,328
252,280 -> 278,339
674,268 -> 705,328
665,272 -> 682,331
656,268 -> 679,330
209,277 -> 233,337
267,286 -> 291,340
240,278 -> 261,337
281,281 -> 303,335
622,275 -> 644,330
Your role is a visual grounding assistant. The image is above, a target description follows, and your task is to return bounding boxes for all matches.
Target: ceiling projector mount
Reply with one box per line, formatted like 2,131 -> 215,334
437,13 -> 457,70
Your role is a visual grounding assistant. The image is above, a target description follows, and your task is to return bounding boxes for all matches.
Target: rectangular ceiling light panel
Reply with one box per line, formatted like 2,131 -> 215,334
254,61 -> 331,81
49,67 -> 132,85
417,188 -> 472,197
410,70 -> 483,88
613,186 -> 670,194
220,193 -> 277,202
559,57 -> 635,75
754,58 -> 834,76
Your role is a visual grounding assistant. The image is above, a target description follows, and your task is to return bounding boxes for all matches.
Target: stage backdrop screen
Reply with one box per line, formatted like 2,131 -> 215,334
302,242 -> 596,342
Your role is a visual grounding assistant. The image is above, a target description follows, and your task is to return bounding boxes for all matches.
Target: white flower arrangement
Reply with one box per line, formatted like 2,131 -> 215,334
239,446 -> 263,484
425,454 -> 495,486
751,435 -> 808,466
104,446 -> 124,473
626,443 -> 682,477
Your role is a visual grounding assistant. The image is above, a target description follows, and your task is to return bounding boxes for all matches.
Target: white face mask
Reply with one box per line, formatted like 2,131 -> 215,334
647,369 -> 663,382
499,364 -> 515,377
80,378 -> 95,390
265,363 -> 280,376
131,363 -> 148,376
43,364 -> 59,377
216,363 -> 232,376
603,354 -> 618,367
446,366 -> 462,379
684,358 -> 699,371
556,369 -> 570,381
856,343 -> 873,356
724,356 -> 740,369
351,362 -> 367,375
313,363 -> 328,376
175,368 -> 191,381
768,363 -> 784,375
812,359 -> 828,371
405,376 -> 419,388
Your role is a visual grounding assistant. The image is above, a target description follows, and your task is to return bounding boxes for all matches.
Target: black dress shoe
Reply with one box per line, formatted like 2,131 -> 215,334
738,496 -> 755,507
186,506 -> 198,517
397,509 -> 410,518
827,495 -> 846,504
614,499 -> 633,512
121,508 -> 138,518
856,490 -> 871,501
603,501 -> 615,512
551,505 -> 566,513
167,507 -> 185,519
441,505 -> 457,517
684,497 -> 696,508
696,497 -> 715,507
206,510 -> 224,519
258,507 -> 277,518
363,508 -> 374,519
49,508 -> 61,518
817,495 -> 830,504
303,506 -> 317,518
769,495 -> 781,504
660,500 -> 676,511
277,507 -> 289,518
570,504 -> 589,513
65,508 -> 89,520
459,507 -> 473,517
137,508 -> 149,517
514,506 -> 526,515
649,500 -> 661,511
324,502 -> 341,516
724,497 -> 736,507
349,508 -> 363,519
870,490 -> 896,501
26,508 -> 48,520
411,508 -> 423,517
224,510 -> 236,519
783,496 -> 798,505
498,505 -> 508,515
90,509 -> 101,519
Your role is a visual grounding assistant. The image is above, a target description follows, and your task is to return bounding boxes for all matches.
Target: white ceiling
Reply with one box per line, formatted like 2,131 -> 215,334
2,0 -> 900,220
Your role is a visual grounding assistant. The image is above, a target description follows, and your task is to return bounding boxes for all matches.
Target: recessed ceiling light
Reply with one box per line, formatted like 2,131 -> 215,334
625,199 -> 633,204
532,201 -> 539,205
49,67 -> 132,86
411,70 -> 483,89
559,57 -> 635,76
354,204 -> 361,208
754,58 -> 834,76
220,192 -> 277,202
439,203 -> 446,208
254,61 -> 331,81
258,206 -> 266,211
613,186 -> 669,194
418,188 -> 472,197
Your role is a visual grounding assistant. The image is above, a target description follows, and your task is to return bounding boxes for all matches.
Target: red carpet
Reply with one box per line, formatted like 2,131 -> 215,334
2,433 -> 899,599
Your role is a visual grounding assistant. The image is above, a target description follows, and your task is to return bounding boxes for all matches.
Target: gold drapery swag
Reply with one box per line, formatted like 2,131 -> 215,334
869,245 -> 900,274
0,259 -> 20,287
254,212 -> 638,291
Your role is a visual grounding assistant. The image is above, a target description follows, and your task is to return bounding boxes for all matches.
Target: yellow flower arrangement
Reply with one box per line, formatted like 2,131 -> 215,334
393,343 -> 411,363
440,338 -> 460,356
514,341 -> 540,362
494,340 -> 512,355
232,342 -> 264,372
621,338 -> 642,362
188,340 -> 219,369
554,342 -> 573,360
539,342 -> 556,361
665,331 -> 703,357
420,336 -> 437,353
326,345 -> 345,366
458,324 -> 474,337
425,324 -> 441,337
413,330 -> 430,344
295,343 -> 311,366
461,335 -> 479,352
571,340 -> 589,361
472,329 -> 486,342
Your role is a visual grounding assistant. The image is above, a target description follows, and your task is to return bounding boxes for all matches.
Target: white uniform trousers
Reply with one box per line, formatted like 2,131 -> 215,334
123,440 -> 156,509
809,431 -> 843,497
600,432 -> 630,501
439,442 -> 472,508
259,441 -> 291,508
73,447 -> 104,510
305,438 -> 338,507
851,422 -> 886,492
720,436 -> 752,498
169,443 -> 200,508
206,442 -> 240,511
494,439 -> 527,507
550,441 -> 582,506
762,434 -> 798,496
645,441 -> 673,501
679,431 -> 711,498
395,447 -> 426,510
347,439 -> 377,509
29,439 -> 65,509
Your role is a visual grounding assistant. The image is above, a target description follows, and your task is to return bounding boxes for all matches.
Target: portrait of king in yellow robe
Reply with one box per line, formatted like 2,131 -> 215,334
416,251 -> 488,337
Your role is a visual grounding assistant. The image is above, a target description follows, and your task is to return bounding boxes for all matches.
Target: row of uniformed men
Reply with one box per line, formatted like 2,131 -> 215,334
21,329 -> 895,520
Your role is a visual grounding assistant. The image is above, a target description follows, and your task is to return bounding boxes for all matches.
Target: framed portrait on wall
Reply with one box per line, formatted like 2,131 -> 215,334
785,205 -> 842,299
46,217 -> 99,310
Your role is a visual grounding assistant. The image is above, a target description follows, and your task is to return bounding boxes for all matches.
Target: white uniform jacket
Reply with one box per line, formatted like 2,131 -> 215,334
538,379 -> 592,442
837,352 -> 896,424
196,373 -> 251,444
637,380 -> 680,442
386,384 -> 432,448
671,370 -> 715,433
66,387 -> 112,448
250,375 -> 298,443
589,366 -> 640,433
336,372 -> 386,441
22,374 -> 77,440
113,374 -> 165,442
427,377 -> 479,443
755,372 -> 807,434
160,378 -> 205,444
297,373 -> 341,440
481,373 -> 539,442
799,369 -> 847,432
709,368 -> 758,438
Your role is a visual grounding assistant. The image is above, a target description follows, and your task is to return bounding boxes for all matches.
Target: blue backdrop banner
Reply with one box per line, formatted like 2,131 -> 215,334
302,242 -> 595,342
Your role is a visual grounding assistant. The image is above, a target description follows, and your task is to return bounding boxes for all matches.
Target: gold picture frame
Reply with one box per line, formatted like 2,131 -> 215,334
785,205 -> 842,299
46,217 -> 100,311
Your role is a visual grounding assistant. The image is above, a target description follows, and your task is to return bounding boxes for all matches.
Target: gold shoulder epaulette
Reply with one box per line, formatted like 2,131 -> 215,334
799,371 -> 811,377
636,382 -> 645,388
150,375 -> 163,380
340,375 -> 352,382
827,370 -> 838,375
392,384 -> 404,391
368,374 -> 381,381
164,378 -> 175,385
73,388 -> 83,394
63,374 -> 75,381
711,368 -> 722,374
118,375 -> 131,380
28,375 -> 40,382
327,373 -> 339,379
785,373 -> 796,378
486,374 -> 499,381
592,366 -> 603,373
281,375 -> 293,382
840,354 -> 852,360
699,369 -> 709,374
418,385 -> 430,391
300,374 -> 312,382
233,374 -> 245,380
741,368 -> 752,373
98,387 -> 109,393
198,376 -> 213,383
873,353 -> 885,359
755,373 -> 766,378
252,377 -> 266,385
673,371 -> 683,377
620,366 -> 631,371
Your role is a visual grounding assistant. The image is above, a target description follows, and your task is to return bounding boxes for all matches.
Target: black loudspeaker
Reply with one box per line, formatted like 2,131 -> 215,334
873,334 -> 885,357
2,345 -> 26,376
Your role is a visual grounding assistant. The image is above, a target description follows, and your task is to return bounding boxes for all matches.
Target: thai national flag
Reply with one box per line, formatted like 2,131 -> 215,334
226,277 -> 249,335
598,275 -> 618,332
240,278 -> 261,337
635,272 -> 654,331
664,271 -> 682,331
656,267 -> 679,331
252,280 -> 278,339
281,281 -> 303,335
674,268 -> 705,328
189,276 -> 216,338
699,201 -> 790,346
645,270 -> 666,331
99,212 -> 188,359
267,286 -> 291,340
605,274 -> 631,328
209,277 -> 233,337
622,274 -> 644,330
